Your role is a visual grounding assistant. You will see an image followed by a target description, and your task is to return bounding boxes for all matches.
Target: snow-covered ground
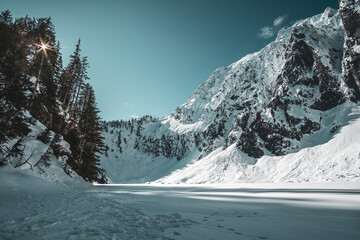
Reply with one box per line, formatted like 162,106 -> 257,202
1,167 -> 359,240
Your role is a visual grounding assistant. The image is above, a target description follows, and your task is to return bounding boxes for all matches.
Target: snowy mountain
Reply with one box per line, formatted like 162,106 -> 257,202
100,2 -> 360,183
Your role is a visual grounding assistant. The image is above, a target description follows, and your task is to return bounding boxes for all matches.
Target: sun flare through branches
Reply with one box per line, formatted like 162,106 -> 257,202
34,38 -> 54,58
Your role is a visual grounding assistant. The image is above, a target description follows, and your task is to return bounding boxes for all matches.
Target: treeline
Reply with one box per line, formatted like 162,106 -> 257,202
0,10 -> 105,182
102,115 -> 192,160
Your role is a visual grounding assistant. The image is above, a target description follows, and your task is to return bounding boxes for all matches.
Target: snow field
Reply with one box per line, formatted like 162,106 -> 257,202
1,167 -> 359,240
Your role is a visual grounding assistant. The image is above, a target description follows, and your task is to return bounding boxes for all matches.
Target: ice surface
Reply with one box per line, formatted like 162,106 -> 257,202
1,168 -> 359,240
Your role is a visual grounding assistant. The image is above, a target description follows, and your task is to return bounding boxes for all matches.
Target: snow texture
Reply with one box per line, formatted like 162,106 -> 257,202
1,168 -> 360,240
1,111 -> 82,185
157,103 -> 360,184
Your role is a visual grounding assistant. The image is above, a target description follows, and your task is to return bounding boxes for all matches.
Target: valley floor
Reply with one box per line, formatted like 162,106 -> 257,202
1,170 -> 360,240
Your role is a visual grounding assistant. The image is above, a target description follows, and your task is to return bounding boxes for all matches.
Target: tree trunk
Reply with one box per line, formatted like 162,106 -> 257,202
31,54 -> 44,100
78,137 -> 86,166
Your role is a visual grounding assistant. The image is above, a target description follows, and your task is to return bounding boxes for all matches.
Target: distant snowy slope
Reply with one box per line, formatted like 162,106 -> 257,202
100,1 -> 360,183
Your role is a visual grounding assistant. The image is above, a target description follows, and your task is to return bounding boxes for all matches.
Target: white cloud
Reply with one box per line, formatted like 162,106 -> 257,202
130,114 -> 139,119
273,15 -> 287,26
258,14 -> 287,39
258,26 -> 274,39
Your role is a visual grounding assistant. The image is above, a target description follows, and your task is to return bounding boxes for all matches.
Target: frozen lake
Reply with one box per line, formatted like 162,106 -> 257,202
92,183 -> 360,240
1,170 -> 360,240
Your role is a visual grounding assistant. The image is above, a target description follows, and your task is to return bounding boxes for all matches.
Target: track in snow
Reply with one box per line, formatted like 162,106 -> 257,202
94,183 -> 360,240
1,170 -> 359,240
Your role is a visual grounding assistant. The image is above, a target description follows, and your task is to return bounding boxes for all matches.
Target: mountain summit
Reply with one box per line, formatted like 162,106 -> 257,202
101,1 -> 360,183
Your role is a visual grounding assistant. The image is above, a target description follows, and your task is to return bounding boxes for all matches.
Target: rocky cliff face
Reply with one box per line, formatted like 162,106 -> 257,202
340,0 -> 360,101
100,3 -> 360,182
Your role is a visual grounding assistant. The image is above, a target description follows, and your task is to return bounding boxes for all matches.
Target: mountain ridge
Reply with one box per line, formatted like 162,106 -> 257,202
100,1 -> 360,183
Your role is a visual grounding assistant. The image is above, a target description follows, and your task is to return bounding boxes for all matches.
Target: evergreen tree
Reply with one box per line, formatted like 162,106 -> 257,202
59,39 -> 82,110
0,10 -> 31,143
77,84 -> 104,182
18,16 -> 61,129
58,39 -> 90,121
0,10 -> 31,107
50,41 -> 65,132
0,10 -> 106,183
72,56 -> 89,117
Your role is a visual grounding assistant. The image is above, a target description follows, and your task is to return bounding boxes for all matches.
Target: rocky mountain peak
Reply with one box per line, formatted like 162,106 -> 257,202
100,3 -> 360,182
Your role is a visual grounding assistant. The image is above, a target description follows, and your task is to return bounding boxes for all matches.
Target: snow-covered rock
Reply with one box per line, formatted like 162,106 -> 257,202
157,103 -> 360,183
340,0 -> 360,101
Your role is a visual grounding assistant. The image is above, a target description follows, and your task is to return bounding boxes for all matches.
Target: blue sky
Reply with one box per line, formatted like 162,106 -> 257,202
2,0 -> 338,121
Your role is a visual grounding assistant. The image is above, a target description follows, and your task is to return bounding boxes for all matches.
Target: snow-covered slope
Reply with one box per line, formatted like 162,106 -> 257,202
0,110 -> 85,185
157,103 -> 360,183
100,1 -> 360,183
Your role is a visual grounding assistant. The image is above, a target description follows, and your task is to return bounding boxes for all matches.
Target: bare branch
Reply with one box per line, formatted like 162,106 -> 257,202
14,147 -> 35,170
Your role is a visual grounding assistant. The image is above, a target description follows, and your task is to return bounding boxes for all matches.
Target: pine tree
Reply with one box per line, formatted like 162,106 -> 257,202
77,83 -> 104,182
15,15 -> 64,132
0,10 -> 31,143
58,39 -> 89,121
50,41 -> 65,132
59,39 -> 82,110
28,17 -> 57,99
0,11 -> 31,107
72,56 -> 89,117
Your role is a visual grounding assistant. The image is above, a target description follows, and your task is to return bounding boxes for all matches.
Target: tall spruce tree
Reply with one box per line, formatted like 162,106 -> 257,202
58,39 -> 90,123
59,39 -> 82,111
0,11 -> 31,107
22,16 -> 61,129
0,10 -> 31,143
77,83 -> 104,182
71,56 -> 89,118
